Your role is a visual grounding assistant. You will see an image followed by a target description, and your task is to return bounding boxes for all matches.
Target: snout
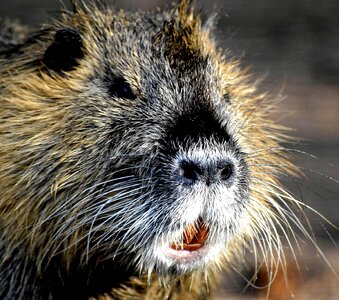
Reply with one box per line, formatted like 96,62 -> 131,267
148,103 -> 249,272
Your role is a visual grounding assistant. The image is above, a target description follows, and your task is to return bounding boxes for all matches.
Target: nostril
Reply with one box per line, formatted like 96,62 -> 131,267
178,160 -> 202,185
219,163 -> 234,181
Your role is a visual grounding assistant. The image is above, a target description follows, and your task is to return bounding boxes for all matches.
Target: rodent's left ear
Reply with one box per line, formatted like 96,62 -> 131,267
43,28 -> 83,72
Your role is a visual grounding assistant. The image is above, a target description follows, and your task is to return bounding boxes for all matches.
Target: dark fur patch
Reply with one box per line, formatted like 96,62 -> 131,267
168,105 -> 231,144
153,4 -> 204,76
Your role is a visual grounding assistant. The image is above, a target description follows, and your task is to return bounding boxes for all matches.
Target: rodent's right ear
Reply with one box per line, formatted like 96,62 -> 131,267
43,28 -> 83,72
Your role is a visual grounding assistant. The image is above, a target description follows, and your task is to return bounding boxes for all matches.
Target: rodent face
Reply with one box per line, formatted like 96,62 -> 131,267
0,2 -> 293,283
71,10 -> 251,275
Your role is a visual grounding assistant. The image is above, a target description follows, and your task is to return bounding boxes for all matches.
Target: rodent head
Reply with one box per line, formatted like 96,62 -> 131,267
0,1 -> 294,281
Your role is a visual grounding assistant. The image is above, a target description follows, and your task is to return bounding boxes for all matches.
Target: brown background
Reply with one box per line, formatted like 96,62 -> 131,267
1,0 -> 338,298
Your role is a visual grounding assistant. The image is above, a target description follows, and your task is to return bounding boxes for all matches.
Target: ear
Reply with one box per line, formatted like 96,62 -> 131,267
43,28 -> 83,72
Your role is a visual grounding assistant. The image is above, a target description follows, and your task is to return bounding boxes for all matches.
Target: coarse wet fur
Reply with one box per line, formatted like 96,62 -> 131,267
0,1 -> 312,299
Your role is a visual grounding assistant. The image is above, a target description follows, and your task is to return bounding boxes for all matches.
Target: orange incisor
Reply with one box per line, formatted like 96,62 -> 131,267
171,218 -> 209,251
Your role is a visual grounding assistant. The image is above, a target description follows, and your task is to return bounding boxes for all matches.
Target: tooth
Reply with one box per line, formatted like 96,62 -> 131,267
195,226 -> 208,243
183,224 -> 195,244
170,220 -> 209,252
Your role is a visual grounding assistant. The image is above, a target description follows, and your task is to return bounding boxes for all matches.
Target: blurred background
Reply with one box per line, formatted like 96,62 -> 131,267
1,0 -> 338,299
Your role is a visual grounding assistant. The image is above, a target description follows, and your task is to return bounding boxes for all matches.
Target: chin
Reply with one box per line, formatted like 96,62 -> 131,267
144,219 -> 227,276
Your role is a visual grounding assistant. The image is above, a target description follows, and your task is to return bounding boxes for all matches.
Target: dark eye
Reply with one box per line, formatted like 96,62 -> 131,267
108,76 -> 136,100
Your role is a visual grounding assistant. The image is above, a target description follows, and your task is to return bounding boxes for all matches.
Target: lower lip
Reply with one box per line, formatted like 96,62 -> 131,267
163,245 -> 209,262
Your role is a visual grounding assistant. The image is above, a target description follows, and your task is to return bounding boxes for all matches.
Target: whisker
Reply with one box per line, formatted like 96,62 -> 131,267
249,163 -> 339,182
245,146 -> 318,160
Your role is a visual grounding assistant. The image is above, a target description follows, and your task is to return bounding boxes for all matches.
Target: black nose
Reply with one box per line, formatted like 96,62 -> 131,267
177,159 -> 234,186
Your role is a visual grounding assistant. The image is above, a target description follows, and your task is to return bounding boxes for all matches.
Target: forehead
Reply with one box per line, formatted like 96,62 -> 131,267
89,9 -> 211,76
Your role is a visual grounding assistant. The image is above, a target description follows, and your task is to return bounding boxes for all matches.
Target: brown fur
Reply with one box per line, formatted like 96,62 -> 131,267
0,1 -> 299,299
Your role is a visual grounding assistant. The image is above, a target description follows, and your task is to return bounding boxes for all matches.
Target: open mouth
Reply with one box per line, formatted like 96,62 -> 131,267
170,217 -> 209,251
157,218 -> 219,268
